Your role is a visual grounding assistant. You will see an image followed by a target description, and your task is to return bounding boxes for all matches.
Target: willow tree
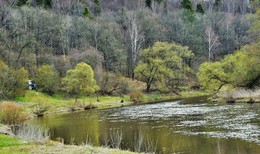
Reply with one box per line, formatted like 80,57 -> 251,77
197,41 -> 260,91
198,8 -> 260,91
135,42 -> 194,93
62,62 -> 99,103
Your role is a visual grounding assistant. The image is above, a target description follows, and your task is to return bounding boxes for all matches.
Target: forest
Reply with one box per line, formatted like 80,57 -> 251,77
0,0 -> 260,100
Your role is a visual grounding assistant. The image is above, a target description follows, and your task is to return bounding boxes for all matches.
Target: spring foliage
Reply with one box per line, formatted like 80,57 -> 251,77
62,62 -> 99,101
135,42 -> 194,92
36,65 -> 60,95
197,41 -> 260,91
198,8 -> 260,91
0,60 -> 28,98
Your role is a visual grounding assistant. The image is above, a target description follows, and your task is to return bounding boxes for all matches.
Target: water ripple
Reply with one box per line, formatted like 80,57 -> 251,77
107,100 -> 260,144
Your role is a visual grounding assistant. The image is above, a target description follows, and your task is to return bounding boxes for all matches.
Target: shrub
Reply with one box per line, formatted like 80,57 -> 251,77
36,65 -> 61,95
31,104 -> 49,117
130,91 -> 144,103
27,94 -> 50,117
97,72 -> 145,95
0,60 -> 29,99
0,102 -> 29,125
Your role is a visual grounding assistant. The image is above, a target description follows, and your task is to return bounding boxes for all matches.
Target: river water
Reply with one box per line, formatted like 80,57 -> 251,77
33,97 -> 260,153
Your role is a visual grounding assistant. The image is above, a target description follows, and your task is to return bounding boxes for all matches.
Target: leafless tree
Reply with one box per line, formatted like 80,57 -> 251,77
205,26 -> 219,62
125,12 -> 144,78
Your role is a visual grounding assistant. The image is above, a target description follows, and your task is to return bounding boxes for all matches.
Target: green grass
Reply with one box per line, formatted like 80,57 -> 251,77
13,90 -> 210,115
180,90 -> 211,98
14,91 -> 132,114
0,136 -> 136,154
141,91 -> 210,103
0,135 -> 28,148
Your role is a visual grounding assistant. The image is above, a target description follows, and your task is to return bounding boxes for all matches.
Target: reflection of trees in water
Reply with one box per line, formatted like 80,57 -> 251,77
35,101 -> 260,153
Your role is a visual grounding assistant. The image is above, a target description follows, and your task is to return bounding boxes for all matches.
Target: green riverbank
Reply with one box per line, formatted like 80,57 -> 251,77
13,90 -> 209,116
0,90 -> 209,154
0,134 -> 136,154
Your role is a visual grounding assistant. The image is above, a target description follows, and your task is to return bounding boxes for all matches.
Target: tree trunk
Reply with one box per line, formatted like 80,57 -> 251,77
146,83 -> 151,93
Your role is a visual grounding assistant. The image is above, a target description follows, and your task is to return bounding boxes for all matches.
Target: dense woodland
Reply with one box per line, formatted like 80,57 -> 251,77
0,0 -> 260,99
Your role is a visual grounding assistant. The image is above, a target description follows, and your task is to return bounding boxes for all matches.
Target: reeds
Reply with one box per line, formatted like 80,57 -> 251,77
217,88 -> 260,99
16,124 -> 49,143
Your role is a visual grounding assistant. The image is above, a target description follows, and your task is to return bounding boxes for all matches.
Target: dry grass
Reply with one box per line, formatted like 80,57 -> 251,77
217,88 -> 260,99
16,124 -> 49,144
0,102 -> 29,125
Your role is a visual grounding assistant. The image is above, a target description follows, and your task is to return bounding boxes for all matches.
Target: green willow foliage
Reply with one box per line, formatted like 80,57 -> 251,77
62,62 -> 99,102
135,42 -> 194,92
198,8 -> 260,91
197,41 -> 260,91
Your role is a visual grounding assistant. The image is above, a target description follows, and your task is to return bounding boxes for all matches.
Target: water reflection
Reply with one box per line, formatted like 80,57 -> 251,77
33,97 -> 260,154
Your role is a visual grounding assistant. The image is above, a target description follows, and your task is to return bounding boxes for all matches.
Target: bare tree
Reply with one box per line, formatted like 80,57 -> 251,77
125,12 -> 144,78
205,26 -> 219,62
0,0 -> 14,29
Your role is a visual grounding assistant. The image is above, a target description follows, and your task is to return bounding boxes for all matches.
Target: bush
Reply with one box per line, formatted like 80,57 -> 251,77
130,91 -> 144,103
97,72 -> 145,95
0,60 -> 29,99
27,94 -> 50,117
36,65 -> 61,95
0,102 -> 29,125
31,104 -> 49,117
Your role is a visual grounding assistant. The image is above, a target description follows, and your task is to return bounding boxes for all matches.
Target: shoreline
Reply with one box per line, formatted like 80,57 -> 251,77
209,89 -> 260,104
0,91 -> 209,153
28,91 -> 209,117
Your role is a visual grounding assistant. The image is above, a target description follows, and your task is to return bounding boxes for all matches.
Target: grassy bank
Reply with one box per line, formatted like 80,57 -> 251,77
14,91 -> 132,115
0,90 -> 209,154
0,134 -> 136,154
12,90 -> 209,116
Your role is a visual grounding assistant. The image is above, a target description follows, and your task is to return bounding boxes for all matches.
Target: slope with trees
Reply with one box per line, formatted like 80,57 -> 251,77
0,0 -> 258,101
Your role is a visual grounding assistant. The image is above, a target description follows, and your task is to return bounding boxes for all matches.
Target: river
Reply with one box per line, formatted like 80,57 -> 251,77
33,96 -> 260,154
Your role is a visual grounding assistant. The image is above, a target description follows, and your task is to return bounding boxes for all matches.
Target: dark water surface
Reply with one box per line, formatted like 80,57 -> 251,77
33,97 -> 260,154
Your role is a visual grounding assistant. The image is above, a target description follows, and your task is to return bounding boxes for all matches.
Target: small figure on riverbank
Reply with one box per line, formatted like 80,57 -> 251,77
33,83 -> 37,91
28,80 -> 37,91
247,98 -> 255,104
226,98 -> 236,103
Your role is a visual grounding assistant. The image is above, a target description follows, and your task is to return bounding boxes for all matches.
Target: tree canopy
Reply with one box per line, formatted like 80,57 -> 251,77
135,42 -> 194,93
0,0 -> 258,100
197,40 -> 260,91
198,8 -> 260,91
62,62 -> 99,102
36,65 -> 60,95
0,60 -> 28,99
